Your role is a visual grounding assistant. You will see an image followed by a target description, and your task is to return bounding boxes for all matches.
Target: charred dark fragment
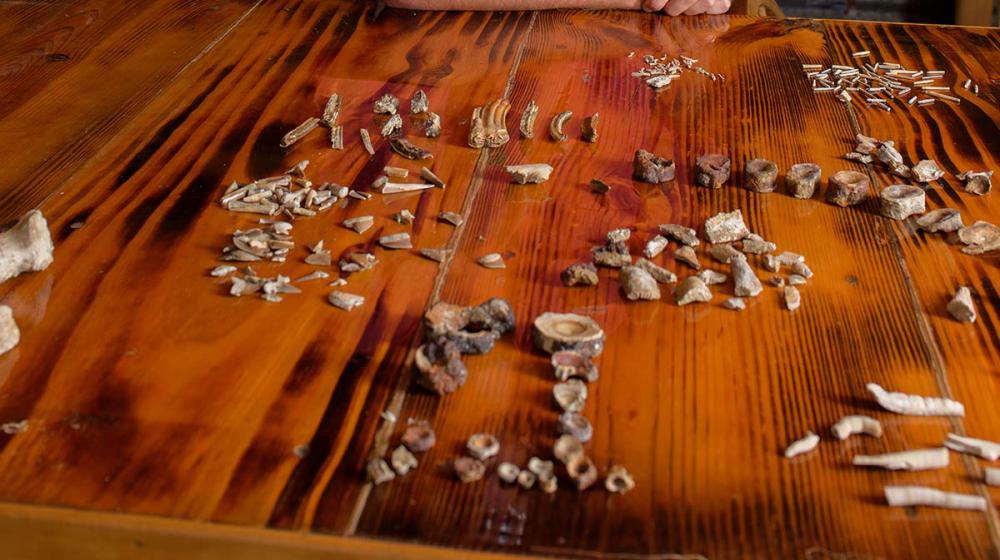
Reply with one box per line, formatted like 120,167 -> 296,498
424,298 -> 515,355
633,149 -> 675,183
414,338 -> 468,395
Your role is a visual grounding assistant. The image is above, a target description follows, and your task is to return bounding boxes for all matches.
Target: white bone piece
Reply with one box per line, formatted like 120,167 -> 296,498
944,433 -> 1000,461
866,383 -> 964,416
0,210 -> 54,285
831,415 -> 883,440
885,486 -> 986,511
784,431 -> 820,458
853,448 -> 948,471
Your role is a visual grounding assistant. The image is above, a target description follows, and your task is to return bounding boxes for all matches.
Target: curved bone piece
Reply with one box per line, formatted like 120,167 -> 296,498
0,210 -> 54,285
581,113 -> 599,143
831,415 -> 883,440
879,184 -> 925,220
957,221 -> 1000,255
390,138 -> 433,160
519,100 -> 539,139
549,111 -> 572,142
0,305 -> 19,356
853,447 -> 948,471
866,383 -> 965,416
784,431 -> 820,458
483,98 -> 511,148
885,485 -> 986,511
944,433 -> 1000,460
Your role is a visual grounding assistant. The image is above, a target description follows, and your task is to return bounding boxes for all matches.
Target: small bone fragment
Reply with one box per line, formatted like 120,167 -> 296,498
0,210 -> 54,285
329,125 -> 343,149
553,379 -> 587,412
380,113 -> 402,137
788,274 -> 806,286
784,431 -> 820,458
697,269 -> 726,285
783,286 -> 801,311
379,233 -> 412,250
505,163 -> 553,184
885,486 -> 986,511
295,271 -> 329,283
367,458 -> 395,484
675,245 -> 700,270
497,463 -> 520,483
477,253 -> 505,269
454,457 -> 486,483
390,138 -> 433,160
854,447 -> 949,471
528,457 -> 555,480
605,465 -> 635,494
636,258 -> 676,284
482,98 -> 511,147
561,262 -> 599,287
659,224 -> 699,247
466,433 -> 500,460
468,106 -> 486,148
554,434 -> 584,464
321,93 -> 341,126
402,419 -> 436,452
581,113 -> 599,143
533,312 -> 605,357
373,93 -> 399,115
552,350 -> 599,382
867,382 -> 965,416
709,243 -> 742,264
910,159 -> 944,183
644,235 -> 669,258
916,208 -> 963,233
520,100 -> 539,139
744,158 -> 778,192
0,306 -> 19,356
566,454 -> 598,491
592,247 -> 632,268
704,209 -> 750,244
827,170 -> 870,207
947,286 -> 976,323
360,128 -> 375,155
415,339 -> 467,394
305,252 -> 332,266
786,163 -> 822,199
695,154 -> 731,189
438,212 -> 463,226
831,415 -> 883,439
741,233 -> 776,255
280,117 -> 320,148
723,297 -> 745,310
732,255 -> 763,297
620,265 -> 660,300
875,141 -> 909,178
769,276 -> 785,287
957,170 -> 993,195
607,228 -> 630,244
343,216 -> 374,234
424,111 -> 441,138
776,252 -> 804,267
879,184 -> 925,220
211,265 -> 237,277
419,247 -> 450,263
675,276 -> 712,306
957,221 -> 1000,255
558,412 -> 593,443
394,209 -> 415,225
763,254 -> 780,272
391,445 -> 418,476
384,166 -> 408,178
328,291 -> 365,311
517,470 -> 537,489
411,89 -> 429,114
549,111 -> 572,142
633,149 -> 676,183
944,433 -> 1000,461
382,183 -> 435,195
286,160 -> 309,176
590,179 -> 611,194
420,167 -> 445,188
988,468 -> 1000,487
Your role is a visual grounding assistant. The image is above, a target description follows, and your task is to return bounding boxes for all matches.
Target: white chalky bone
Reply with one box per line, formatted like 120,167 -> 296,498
985,468 -> 1000,486
866,383 -> 964,417
944,433 -> 1000,461
0,210 -> 54,285
831,415 -> 883,440
853,448 -> 949,471
885,485 -> 987,511
784,431 -> 820,458
0,305 -> 19,356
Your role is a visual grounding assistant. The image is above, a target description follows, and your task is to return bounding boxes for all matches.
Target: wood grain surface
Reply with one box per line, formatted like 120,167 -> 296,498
0,1 -> 998,558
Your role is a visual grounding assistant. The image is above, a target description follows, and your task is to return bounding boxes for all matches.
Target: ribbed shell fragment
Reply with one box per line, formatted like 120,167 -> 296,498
483,98 -> 511,148
549,111 -> 572,142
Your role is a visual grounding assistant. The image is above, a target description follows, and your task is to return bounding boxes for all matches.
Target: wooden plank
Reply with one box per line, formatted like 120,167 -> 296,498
353,12 -> 1000,558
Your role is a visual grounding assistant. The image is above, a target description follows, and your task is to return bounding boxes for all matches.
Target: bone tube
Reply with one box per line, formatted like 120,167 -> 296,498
831,415 -> 883,440
853,448 -> 949,471
866,383 -> 965,416
885,486 -> 987,511
944,433 -> 1000,461
784,431 -> 820,458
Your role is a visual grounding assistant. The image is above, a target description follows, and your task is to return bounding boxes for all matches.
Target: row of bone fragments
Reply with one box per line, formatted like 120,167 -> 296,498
629,52 -> 726,90
562,208 -> 809,312
785,383 -> 1000,512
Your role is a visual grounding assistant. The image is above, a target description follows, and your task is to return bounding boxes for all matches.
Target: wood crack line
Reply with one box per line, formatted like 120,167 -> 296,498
343,10 -> 538,536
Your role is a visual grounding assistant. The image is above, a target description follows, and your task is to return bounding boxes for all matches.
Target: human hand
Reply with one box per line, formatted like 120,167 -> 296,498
652,0 -> 731,15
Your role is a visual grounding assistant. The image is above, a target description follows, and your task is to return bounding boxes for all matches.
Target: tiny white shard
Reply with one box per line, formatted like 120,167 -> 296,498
853,447 -> 948,471
343,216 -> 375,234
0,210 -> 55,285
696,269 -> 727,285
391,445 -> 418,476
944,433 -> 1000,461
0,305 -> 19,356
784,431 -> 820,459
723,297 -> 745,311
643,235 -> 669,259
947,286 -> 976,323
478,253 -> 505,269
885,486 -> 986,511
505,163 -> 553,184
378,232 -> 412,249
328,291 -> 364,311
419,247 -> 450,263
210,265 -> 237,277
867,383 -> 965,416
783,286 -> 801,311
0,419 -> 28,434
831,415 -> 882,440
987,468 -> 1000,486
382,182 -> 435,195
704,209 -> 750,244
295,271 -> 329,283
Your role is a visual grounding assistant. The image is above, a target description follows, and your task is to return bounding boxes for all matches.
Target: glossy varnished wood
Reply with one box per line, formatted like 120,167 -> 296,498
0,2 -> 998,558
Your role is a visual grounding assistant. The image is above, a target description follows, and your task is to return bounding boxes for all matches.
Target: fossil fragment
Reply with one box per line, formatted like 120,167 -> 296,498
478,253 -> 505,269
867,382 -> 965,416
605,465 -> 635,495
380,113 -> 402,137
697,269 -> 726,285
384,166 -> 408,179
411,89 -> 429,114
394,209 -> 416,225
853,448 -> 949,471
533,313 -> 605,357
659,224 -> 699,247
581,113 -> 598,143
788,274 -> 807,286
762,254 -> 780,272
635,258 -> 677,284
418,247 -> 450,263
945,433 -> 1000,461
827,170 -> 870,207
528,457 -> 555,480
321,93 -> 341,126
373,93 -> 399,115
553,379 -> 588,413
947,286 -> 976,323
382,182 -> 435,195
505,163 -> 553,184
695,154 -> 731,189
286,160 -> 309,177
420,167 -> 445,188
879,184 -> 925,220
343,216 -> 374,234
391,445 -> 418,476
498,462 -> 521,483
911,159 -> 944,183
328,291 -> 364,311
280,117 -> 320,148
784,431 -> 820,458
590,179 -> 611,194
0,306 -> 19,356
467,433 -> 500,460
438,212 -> 463,226
643,235 -> 669,259
339,252 -> 378,273
425,298 -> 515,355
566,454 -> 598,491
709,243 -> 742,264
786,163 -> 822,199
633,149 -> 675,183
606,228 -> 630,244
211,265 -> 237,277
744,158 -> 778,192
519,100 -> 538,139
558,411 -> 593,443
295,271 -> 329,283
674,245 -> 701,270
304,250 -> 332,266
483,98 -> 511,148
885,485 -> 986,511
549,111 -> 572,142
402,419 -> 437,452
424,111 -> 441,138
517,470 -> 537,489
551,350 -> 599,382
360,128 -> 375,156
390,138 -> 433,160
875,140 -> 909,178
620,265 -> 660,301
675,276 -> 712,306
723,297 -> 745,310
957,221 -> 1000,254
988,468 -> 1000,486
916,208 -> 963,233
783,286 -> 801,311
415,338 -> 468,394
561,262 -> 599,287
832,415 -> 883,440
740,233 -> 776,255
468,106 -> 486,148
592,247 -> 632,268
957,170 -> 993,195
367,458 -> 395,484
732,255 -> 763,297
704,209 -> 750,244
454,457 -> 486,483
378,232 -> 412,250
554,434 -> 584,464
539,474 -> 558,493
329,125 -> 343,149
0,210 -> 54,285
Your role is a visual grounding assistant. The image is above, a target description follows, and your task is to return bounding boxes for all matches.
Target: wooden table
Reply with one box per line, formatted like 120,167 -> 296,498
1,1 -> 998,558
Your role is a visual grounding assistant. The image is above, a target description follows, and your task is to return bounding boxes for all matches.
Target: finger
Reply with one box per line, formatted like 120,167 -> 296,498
643,0 -> 669,10
684,0 -> 710,14
666,0 -> 699,15
706,0 -> 731,13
